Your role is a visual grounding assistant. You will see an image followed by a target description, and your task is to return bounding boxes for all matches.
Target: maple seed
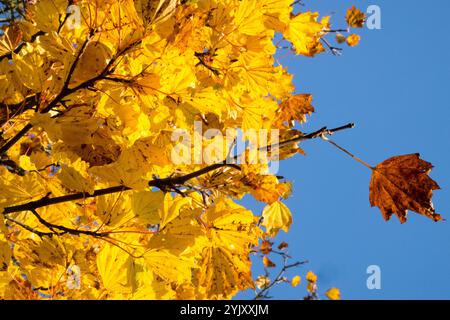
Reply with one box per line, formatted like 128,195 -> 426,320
369,153 -> 442,223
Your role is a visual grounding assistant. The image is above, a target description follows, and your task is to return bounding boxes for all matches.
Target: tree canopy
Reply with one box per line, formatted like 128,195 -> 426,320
0,0 -> 440,300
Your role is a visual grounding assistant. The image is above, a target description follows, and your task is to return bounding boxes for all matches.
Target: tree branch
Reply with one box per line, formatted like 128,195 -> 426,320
28,208 -> 110,237
254,254 -> 308,300
0,31 -> 45,62
1,123 -> 355,215
0,37 -> 143,155
1,163 -> 239,215
0,94 -> 40,128
4,215 -> 54,238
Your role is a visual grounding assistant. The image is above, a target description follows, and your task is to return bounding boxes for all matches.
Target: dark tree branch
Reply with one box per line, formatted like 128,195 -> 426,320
5,215 -> 54,238
321,38 -> 343,56
3,185 -> 131,214
0,94 -> 40,128
1,123 -> 355,215
0,30 -> 46,62
1,164 -> 240,215
254,253 -> 308,300
0,37 -> 143,156
28,208 -> 110,237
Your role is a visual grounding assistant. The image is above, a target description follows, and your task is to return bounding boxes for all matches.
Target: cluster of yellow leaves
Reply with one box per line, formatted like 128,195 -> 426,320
0,0 -> 358,299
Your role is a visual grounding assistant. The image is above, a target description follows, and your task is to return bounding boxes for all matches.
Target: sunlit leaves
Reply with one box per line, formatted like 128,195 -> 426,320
14,237 -> 68,290
283,12 -> 327,56
134,0 -> 178,27
144,249 -> 193,283
0,0 -> 364,300
0,24 -> 22,56
0,168 -> 47,208
194,198 -> 259,299
97,243 -> 132,294
58,158 -> 95,194
29,0 -> 69,33
70,41 -> 112,88
232,0 -> 265,36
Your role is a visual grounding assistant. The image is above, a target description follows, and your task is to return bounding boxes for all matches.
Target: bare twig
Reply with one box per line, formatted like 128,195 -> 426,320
254,253 -> 308,300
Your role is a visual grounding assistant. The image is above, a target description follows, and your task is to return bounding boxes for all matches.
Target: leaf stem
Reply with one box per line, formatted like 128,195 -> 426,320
322,136 -> 374,169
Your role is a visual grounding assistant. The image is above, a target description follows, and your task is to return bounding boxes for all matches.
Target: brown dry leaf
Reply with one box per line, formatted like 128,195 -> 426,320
277,94 -> 314,126
345,6 -> 366,28
278,241 -> 288,250
0,23 -> 23,56
369,153 -> 442,223
263,256 -> 276,268
260,240 -> 272,255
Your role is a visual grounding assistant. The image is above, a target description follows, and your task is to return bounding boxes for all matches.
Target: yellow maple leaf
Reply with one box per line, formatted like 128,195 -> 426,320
325,287 -> 341,300
291,275 -> 301,287
96,243 -> 132,294
194,197 -> 260,299
346,34 -> 361,47
70,41 -> 112,88
0,24 -> 22,56
306,271 -> 317,283
134,0 -> 178,26
276,93 -> 315,127
58,158 -> 95,194
144,249 -> 194,284
284,12 -> 326,56
233,0 -> 265,36
260,0 -> 293,32
196,245 -> 254,299
262,201 -> 293,236
128,259 -> 175,299
97,193 -> 135,228
204,197 -> 260,249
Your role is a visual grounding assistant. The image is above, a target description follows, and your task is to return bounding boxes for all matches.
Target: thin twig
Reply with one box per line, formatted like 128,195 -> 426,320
5,216 -> 54,238
322,135 -> 374,169
2,124 -> 355,215
0,36 -> 144,155
254,256 -> 308,300
29,209 -> 109,237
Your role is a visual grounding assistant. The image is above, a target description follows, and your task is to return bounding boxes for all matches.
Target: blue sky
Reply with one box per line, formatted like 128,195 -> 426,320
237,0 -> 450,300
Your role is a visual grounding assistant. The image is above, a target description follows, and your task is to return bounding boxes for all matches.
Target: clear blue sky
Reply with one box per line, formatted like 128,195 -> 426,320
237,0 -> 450,300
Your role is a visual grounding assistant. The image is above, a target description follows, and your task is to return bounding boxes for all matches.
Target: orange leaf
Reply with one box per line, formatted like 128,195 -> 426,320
277,241 -> 288,250
369,154 -> 442,223
0,24 -> 23,54
260,240 -> 273,255
275,94 -> 314,127
345,6 -> 366,28
263,256 -> 276,268
346,34 -> 361,47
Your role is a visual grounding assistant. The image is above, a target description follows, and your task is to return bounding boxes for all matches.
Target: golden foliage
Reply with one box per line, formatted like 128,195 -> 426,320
0,0 -> 371,300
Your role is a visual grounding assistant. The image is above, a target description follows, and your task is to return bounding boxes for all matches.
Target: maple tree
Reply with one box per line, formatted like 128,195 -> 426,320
0,1 -> 441,300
